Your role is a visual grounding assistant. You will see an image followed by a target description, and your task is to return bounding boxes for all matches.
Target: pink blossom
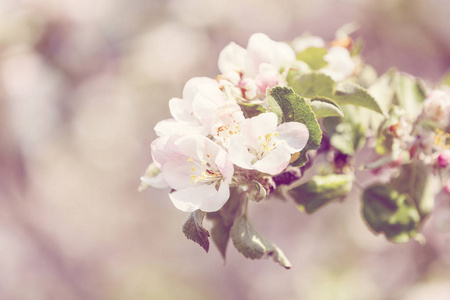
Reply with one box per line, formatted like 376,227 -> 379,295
217,33 -> 295,100
153,134 -> 234,212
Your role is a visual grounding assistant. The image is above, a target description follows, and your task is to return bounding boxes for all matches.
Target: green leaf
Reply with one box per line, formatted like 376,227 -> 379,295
322,106 -> 366,156
333,81 -> 385,115
391,161 -> 435,219
395,73 -> 426,118
363,68 -> 398,130
287,71 -> 335,99
230,215 -> 292,269
367,68 -> 397,113
288,174 -> 353,213
362,184 -> 420,243
296,47 -> 328,70
267,86 -> 322,167
357,64 -> 378,88
374,105 -> 405,155
207,213 -> 230,260
206,188 -> 242,259
309,97 -> 344,118
238,102 -> 267,118
267,94 -> 284,125
331,122 -> 365,155
182,210 -> 210,252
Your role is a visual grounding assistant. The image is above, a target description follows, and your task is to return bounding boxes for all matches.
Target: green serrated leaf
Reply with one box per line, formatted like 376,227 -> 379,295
391,161 -> 435,219
333,81 -> 384,115
331,122 -> 365,155
362,184 -> 420,243
395,73 -> 426,118
267,86 -> 322,167
322,106 -> 366,155
363,68 -> 398,130
350,37 -> 364,56
267,94 -> 284,125
182,210 -> 210,252
289,174 -> 353,213
287,71 -> 335,99
230,215 -> 291,269
309,97 -> 344,118
296,47 -> 328,70
207,212 -> 230,260
238,102 -> 267,118
206,188 -> 242,259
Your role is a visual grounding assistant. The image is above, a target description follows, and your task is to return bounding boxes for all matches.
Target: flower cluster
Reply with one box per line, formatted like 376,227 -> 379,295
140,30 -> 450,268
143,33 -> 310,213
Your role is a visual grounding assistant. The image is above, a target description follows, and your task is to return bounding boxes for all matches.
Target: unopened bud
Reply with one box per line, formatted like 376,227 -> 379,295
437,150 -> 450,168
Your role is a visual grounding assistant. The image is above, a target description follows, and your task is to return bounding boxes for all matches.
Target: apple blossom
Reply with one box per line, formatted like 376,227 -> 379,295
228,112 -> 309,175
423,90 -> 450,127
291,35 -> 326,53
244,33 -> 296,77
153,134 -> 234,212
322,46 -> 355,81
154,77 -> 218,137
169,76 -> 218,126
217,33 -> 295,100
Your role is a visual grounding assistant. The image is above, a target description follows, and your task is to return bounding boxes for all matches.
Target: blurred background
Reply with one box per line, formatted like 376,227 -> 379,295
1,0 -> 450,299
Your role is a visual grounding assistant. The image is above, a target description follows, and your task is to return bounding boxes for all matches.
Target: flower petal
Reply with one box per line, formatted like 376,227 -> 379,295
292,35 -> 325,52
242,112 -> 278,149
245,33 -> 295,76
183,77 -> 218,101
168,97 -> 197,125
154,118 -> 206,136
255,63 -> 280,93
252,147 -> 291,175
323,46 -> 355,81
162,158 -> 195,190
214,148 -> 234,183
168,183 -> 230,212
174,135 -> 208,162
199,182 -> 230,212
276,122 -> 309,153
227,136 -> 254,170
192,85 -> 227,128
168,186 -> 204,212
151,135 -> 183,168
218,42 -> 247,74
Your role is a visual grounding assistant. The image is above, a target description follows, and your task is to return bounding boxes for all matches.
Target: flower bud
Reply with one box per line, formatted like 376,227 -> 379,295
437,149 -> 450,168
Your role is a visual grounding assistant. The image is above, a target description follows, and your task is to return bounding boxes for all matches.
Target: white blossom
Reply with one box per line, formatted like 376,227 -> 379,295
227,112 -> 309,175
321,46 -> 355,82
423,90 -> 450,128
152,134 -> 234,212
